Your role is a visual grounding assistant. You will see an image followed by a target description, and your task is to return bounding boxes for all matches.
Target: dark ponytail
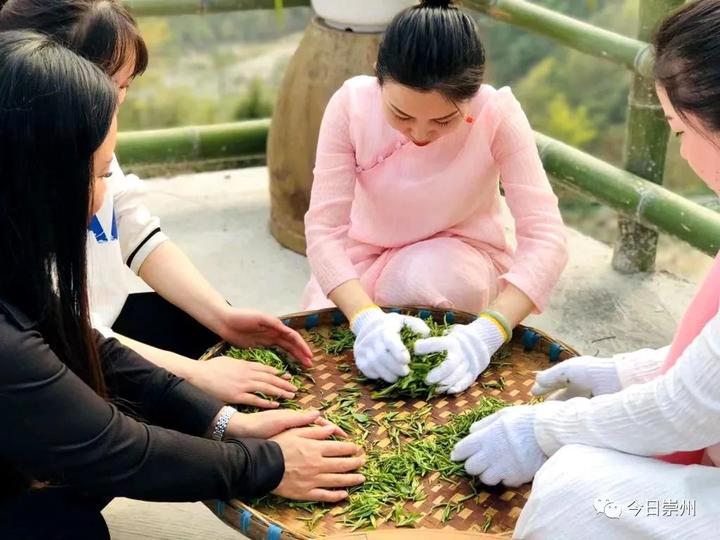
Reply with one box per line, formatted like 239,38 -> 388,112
654,0 -> 720,133
0,30 -> 117,394
376,0 -> 485,102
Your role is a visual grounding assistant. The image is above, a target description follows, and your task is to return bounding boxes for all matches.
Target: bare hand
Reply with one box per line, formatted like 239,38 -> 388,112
191,356 -> 297,407
227,409 -> 347,440
271,425 -> 366,502
218,308 -> 313,367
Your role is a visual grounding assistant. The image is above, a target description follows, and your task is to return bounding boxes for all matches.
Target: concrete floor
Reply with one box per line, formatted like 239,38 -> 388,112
103,166 -> 700,538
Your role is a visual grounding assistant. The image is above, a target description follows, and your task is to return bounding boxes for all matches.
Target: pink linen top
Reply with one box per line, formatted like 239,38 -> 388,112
304,76 -> 568,311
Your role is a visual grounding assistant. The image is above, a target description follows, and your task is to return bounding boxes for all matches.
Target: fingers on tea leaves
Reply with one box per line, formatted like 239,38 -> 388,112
381,327 -> 411,364
445,372 -> 475,395
242,394 -> 280,409
315,417 -> 348,438
292,425 -> 337,440
450,430 -> 484,462
355,353 -> 378,380
414,336 -> 448,356
477,464 -> 504,486
402,316 -> 431,337
317,473 -> 366,489
469,408 -> 509,433
373,359 -> 401,384
308,489 -> 350,503
322,456 -> 367,474
500,474 -> 527,489
320,441 -> 362,458
253,363 -> 283,375
255,371 -> 297,393
441,361 -> 470,389
463,445 -> 495,478
425,355 -> 461,385
288,409 -> 321,427
252,381 -> 296,400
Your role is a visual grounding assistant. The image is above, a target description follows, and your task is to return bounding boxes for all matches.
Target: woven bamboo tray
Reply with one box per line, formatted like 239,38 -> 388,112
201,306 -> 578,539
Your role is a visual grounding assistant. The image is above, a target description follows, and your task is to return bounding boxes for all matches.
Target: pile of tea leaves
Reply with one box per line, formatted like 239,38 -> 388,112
311,317 -> 512,401
227,317 -> 513,531
248,396 -> 507,531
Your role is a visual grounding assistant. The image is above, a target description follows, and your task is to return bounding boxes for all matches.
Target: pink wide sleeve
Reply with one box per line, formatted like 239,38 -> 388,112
304,84 -> 360,296
489,89 -> 568,312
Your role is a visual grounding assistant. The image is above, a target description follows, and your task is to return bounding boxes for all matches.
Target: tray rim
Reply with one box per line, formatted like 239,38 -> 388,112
202,305 -> 580,539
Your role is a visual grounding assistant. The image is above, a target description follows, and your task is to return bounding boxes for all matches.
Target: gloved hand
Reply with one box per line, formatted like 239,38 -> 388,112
413,317 -> 504,394
531,355 -> 622,400
351,307 -> 430,383
451,405 -> 547,487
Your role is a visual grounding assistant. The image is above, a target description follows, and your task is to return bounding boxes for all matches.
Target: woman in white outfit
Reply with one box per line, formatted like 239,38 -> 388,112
448,1 -> 720,538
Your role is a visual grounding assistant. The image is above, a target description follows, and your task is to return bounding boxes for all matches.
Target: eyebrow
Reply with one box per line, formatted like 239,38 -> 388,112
665,115 -> 675,121
389,103 -> 458,121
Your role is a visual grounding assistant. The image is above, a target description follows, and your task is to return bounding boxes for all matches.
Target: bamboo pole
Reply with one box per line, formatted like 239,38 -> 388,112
116,120 -> 270,166
114,119 -> 720,255
124,0 -> 310,17
466,0 -> 652,75
536,133 -> 720,256
611,0 -> 683,273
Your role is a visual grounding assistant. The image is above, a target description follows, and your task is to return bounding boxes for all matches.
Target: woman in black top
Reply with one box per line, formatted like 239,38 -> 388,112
0,31 -> 364,540
0,0 -> 315,411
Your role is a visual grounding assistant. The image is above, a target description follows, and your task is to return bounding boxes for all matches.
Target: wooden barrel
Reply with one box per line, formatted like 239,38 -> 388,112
202,306 -> 579,539
267,18 -> 381,254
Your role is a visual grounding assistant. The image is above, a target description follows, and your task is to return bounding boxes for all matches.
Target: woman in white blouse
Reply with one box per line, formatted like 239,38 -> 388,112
450,1 -> 720,538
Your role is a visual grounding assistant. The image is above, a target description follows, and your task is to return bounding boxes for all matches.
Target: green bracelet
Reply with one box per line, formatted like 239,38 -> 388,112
479,309 -> 513,343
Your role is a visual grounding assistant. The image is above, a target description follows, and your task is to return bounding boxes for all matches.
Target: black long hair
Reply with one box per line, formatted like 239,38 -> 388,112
654,0 -> 720,133
0,0 -> 148,77
0,30 -> 117,394
376,0 -> 485,102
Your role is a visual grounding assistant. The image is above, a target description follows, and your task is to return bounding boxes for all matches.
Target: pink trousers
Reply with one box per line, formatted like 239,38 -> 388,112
301,237 -> 504,313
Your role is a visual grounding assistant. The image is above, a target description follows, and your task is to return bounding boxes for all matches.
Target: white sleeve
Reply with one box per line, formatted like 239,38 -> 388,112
614,346 -> 669,389
535,307 -> 720,457
108,156 -> 168,274
90,311 -> 115,339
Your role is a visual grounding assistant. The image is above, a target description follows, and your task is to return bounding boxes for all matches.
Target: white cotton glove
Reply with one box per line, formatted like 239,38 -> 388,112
531,355 -> 622,400
451,405 -> 547,487
413,318 -> 504,394
351,307 -> 430,383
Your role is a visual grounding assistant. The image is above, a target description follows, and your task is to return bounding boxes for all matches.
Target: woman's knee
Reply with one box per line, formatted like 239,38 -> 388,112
374,238 -> 496,311
514,445 -> 609,539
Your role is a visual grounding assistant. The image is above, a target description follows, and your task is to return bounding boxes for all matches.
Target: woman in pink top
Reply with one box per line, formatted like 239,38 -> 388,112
303,0 -> 568,394
449,1 -> 720,538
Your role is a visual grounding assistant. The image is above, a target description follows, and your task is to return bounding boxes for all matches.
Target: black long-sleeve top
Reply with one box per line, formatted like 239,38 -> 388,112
0,298 -> 284,502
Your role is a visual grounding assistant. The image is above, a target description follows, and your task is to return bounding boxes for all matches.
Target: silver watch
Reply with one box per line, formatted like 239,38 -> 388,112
211,406 -> 238,441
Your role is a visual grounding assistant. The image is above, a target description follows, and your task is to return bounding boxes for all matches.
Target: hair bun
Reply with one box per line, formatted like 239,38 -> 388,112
420,0 -> 454,8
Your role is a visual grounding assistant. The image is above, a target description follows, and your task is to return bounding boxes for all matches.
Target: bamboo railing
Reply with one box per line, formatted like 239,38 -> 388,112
465,0 -> 651,75
116,119 -> 720,257
612,0 -> 684,272
117,120 -> 269,167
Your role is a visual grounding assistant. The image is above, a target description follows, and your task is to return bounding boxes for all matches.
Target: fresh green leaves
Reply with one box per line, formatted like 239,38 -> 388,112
229,318 -> 513,531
